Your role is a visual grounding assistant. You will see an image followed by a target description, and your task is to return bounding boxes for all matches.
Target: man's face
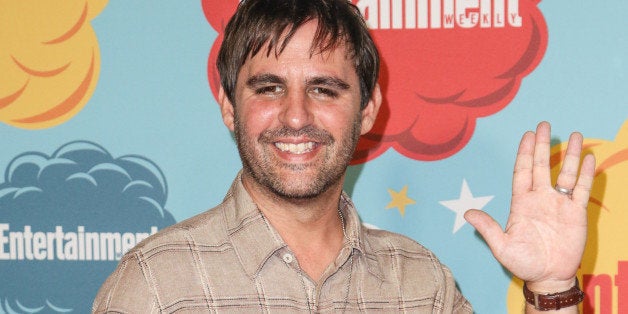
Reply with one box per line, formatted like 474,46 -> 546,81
219,20 -> 380,199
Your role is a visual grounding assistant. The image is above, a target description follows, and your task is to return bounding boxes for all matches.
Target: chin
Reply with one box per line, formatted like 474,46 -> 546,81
274,175 -> 341,200
273,182 -> 325,199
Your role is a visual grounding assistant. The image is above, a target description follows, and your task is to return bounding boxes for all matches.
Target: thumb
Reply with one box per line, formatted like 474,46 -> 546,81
464,209 -> 506,255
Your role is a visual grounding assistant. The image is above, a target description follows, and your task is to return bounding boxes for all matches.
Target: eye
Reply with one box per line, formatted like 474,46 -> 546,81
310,87 -> 338,98
255,85 -> 284,95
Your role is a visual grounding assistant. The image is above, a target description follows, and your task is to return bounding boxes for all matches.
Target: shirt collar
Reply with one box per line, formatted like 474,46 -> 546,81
223,171 -> 383,280
339,191 -> 384,281
222,172 -> 286,279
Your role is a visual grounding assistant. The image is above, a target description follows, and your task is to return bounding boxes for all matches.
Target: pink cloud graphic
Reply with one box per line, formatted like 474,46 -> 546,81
202,0 -> 548,163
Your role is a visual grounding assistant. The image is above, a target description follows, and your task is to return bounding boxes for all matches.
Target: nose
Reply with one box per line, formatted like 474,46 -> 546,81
278,91 -> 313,130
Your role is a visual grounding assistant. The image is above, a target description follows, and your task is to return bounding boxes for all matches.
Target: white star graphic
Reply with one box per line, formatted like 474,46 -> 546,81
439,179 -> 494,234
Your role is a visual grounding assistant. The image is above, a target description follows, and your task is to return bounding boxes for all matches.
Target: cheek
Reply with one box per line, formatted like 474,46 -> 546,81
315,106 -> 359,133
236,101 -> 279,133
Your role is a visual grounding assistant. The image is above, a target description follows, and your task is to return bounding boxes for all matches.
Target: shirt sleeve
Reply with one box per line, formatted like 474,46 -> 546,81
92,252 -> 159,313
442,265 -> 473,314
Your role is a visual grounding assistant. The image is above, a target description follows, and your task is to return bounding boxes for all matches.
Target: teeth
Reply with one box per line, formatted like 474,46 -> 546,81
275,142 -> 315,154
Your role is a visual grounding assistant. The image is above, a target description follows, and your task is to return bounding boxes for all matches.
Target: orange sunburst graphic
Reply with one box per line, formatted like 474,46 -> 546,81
506,119 -> 628,313
0,0 -> 108,129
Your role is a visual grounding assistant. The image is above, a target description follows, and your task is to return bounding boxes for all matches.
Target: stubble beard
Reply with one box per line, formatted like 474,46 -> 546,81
234,113 -> 362,200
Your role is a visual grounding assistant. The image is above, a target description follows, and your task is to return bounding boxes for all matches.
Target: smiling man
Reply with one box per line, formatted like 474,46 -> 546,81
93,0 -> 595,313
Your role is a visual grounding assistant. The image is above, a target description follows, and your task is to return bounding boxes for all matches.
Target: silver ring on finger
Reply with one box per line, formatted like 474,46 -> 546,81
555,184 -> 574,196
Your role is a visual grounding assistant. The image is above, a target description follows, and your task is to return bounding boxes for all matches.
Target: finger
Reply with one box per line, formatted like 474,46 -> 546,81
572,153 -> 596,208
532,121 -> 552,189
555,132 -> 584,191
512,131 -> 535,196
464,209 -> 506,257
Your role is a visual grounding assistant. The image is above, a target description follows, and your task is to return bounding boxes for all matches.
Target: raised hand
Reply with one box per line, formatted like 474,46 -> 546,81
465,121 -> 596,292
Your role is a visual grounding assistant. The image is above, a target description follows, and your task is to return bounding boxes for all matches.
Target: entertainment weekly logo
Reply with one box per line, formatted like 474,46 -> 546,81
0,224 -> 158,261
203,0 -> 548,162
0,141 -> 176,313
355,0 -> 523,29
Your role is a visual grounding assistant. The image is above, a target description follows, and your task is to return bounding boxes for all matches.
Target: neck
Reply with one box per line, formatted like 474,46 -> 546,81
241,172 -> 346,281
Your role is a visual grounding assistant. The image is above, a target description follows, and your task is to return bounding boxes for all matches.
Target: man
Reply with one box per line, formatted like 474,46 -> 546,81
93,0 -> 596,312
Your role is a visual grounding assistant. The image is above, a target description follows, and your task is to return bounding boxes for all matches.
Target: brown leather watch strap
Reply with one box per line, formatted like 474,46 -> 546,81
523,278 -> 585,311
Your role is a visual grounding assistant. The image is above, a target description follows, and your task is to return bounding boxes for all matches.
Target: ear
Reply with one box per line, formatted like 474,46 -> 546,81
359,83 -> 382,135
218,87 -> 235,131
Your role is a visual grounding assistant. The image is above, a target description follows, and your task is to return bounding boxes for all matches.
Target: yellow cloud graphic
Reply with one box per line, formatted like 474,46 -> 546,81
0,0 -> 108,129
506,119 -> 628,313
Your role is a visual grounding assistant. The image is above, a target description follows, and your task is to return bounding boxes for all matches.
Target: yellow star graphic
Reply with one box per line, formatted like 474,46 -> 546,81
386,185 -> 416,217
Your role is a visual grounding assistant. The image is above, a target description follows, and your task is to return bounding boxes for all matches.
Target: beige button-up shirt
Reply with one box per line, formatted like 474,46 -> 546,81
93,174 -> 472,313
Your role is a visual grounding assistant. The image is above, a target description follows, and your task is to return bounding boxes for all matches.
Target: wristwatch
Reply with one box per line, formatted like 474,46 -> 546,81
523,278 -> 585,311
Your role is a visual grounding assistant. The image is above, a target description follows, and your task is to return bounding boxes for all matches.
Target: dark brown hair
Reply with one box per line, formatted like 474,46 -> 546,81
216,0 -> 379,109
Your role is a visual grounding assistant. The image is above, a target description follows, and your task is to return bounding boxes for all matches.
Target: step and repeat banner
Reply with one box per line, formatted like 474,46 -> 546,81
1,1 -> 626,313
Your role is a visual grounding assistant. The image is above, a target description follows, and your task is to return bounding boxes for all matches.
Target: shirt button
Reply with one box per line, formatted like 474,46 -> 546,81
282,253 -> 293,263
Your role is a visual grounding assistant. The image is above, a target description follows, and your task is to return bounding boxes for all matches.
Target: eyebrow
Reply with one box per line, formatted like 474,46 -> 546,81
245,73 -> 351,91
246,74 -> 285,88
306,76 -> 350,90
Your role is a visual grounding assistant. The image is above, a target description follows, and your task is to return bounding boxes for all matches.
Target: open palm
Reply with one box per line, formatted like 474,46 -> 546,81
465,122 -> 596,286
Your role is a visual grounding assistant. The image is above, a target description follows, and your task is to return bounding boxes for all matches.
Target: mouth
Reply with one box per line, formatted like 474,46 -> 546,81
274,142 -> 316,155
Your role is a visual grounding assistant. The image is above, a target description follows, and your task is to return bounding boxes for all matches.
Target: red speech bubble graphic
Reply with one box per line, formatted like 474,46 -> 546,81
202,0 -> 548,163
